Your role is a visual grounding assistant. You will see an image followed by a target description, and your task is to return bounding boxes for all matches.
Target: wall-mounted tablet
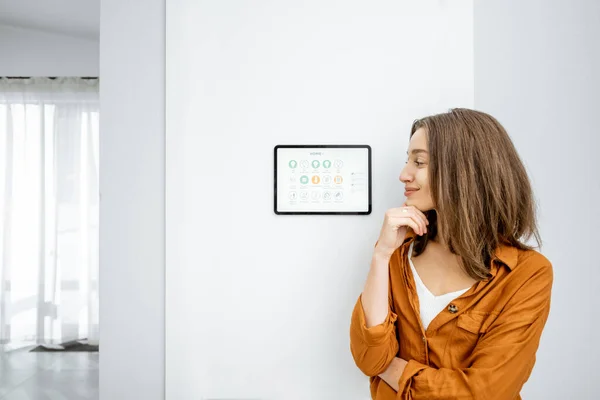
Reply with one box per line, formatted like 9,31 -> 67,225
274,145 -> 372,215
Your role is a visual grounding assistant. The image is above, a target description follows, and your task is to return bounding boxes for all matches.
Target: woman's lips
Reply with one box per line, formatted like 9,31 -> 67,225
404,189 -> 419,197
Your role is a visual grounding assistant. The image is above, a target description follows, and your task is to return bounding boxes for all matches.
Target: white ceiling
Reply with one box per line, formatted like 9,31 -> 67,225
0,0 -> 99,40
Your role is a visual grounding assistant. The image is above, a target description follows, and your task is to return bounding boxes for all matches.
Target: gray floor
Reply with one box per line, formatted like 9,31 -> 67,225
0,347 -> 98,400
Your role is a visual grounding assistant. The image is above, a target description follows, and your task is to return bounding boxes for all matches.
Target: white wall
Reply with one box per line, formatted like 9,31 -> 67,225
99,0 -> 165,399
0,24 -> 98,76
166,1 -> 473,399
94,0 -> 599,398
474,1 -> 600,399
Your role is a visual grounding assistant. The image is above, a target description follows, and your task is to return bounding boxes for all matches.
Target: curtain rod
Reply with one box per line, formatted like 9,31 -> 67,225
2,77 -> 98,79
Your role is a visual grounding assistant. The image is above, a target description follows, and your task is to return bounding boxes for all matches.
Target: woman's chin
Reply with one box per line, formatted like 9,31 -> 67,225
405,200 -> 418,209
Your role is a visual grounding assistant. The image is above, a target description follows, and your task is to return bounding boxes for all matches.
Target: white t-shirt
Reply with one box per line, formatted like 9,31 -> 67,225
408,241 -> 470,330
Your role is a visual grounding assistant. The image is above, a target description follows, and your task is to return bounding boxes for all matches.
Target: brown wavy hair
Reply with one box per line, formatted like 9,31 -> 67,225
410,108 -> 542,280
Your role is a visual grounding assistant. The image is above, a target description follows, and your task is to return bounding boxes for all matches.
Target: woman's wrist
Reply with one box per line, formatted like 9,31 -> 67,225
373,246 -> 394,261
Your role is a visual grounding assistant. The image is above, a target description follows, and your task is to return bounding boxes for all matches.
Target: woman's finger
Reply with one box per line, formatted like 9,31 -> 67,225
389,214 -> 425,235
393,206 -> 428,234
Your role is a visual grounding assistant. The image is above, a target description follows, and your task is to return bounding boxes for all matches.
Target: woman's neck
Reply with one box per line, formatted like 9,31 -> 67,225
432,216 -> 450,251
431,237 -> 451,253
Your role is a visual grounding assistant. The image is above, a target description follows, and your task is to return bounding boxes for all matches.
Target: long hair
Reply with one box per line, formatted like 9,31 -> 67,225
411,108 -> 541,280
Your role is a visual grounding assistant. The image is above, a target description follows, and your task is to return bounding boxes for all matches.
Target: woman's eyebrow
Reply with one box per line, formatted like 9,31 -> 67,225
406,149 -> 429,155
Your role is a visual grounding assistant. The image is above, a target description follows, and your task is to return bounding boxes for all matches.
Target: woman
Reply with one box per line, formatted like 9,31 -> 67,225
349,108 -> 553,400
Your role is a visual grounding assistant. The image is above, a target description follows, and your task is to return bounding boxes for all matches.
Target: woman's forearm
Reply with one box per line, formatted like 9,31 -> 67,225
360,249 -> 393,327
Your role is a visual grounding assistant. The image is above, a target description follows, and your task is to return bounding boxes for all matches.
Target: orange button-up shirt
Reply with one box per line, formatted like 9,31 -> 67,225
350,230 -> 553,399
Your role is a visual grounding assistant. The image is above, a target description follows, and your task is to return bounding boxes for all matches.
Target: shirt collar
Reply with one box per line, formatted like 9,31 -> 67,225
490,243 -> 519,275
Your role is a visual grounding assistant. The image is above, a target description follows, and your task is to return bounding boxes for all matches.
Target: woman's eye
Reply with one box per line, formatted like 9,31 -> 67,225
414,161 -> 424,166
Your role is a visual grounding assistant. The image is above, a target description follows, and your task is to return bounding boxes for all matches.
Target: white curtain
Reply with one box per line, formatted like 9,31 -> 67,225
0,77 -> 99,351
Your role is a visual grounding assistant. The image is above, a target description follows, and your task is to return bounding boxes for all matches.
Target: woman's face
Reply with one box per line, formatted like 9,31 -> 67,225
399,127 -> 435,211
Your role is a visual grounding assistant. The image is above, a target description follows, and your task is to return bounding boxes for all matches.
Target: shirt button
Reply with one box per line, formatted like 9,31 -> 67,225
448,303 -> 458,313
422,336 -> 426,342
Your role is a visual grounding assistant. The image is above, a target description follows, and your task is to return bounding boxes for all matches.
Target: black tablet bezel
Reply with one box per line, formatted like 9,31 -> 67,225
274,145 -> 372,215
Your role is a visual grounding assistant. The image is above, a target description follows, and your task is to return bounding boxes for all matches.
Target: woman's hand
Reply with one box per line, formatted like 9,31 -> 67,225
375,203 -> 428,257
378,357 -> 408,392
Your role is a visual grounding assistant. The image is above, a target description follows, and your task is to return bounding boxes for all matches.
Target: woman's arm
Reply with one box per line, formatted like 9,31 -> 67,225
350,206 -> 428,377
362,248 -> 395,327
362,206 -> 427,327
349,249 -> 399,377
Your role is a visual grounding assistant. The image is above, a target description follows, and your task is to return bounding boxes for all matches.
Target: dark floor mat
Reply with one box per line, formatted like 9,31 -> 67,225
29,339 -> 99,352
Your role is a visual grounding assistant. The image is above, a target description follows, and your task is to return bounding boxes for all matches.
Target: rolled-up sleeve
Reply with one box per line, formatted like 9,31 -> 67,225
350,294 -> 399,377
396,263 -> 553,400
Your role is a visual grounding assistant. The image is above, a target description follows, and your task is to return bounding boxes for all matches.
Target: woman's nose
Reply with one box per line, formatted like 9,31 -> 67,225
399,167 -> 412,183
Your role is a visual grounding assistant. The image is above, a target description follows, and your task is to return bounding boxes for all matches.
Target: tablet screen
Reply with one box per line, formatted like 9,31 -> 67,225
274,145 -> 371,215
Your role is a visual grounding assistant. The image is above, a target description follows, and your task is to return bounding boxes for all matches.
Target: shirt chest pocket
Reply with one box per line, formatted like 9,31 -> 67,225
456,311 -> 495,334
444,311 -> 498,367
